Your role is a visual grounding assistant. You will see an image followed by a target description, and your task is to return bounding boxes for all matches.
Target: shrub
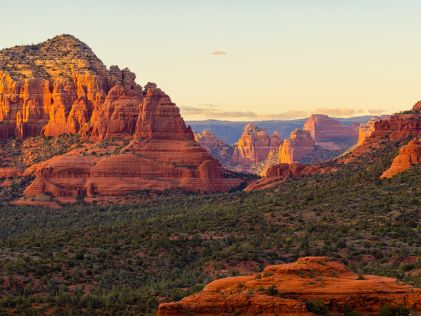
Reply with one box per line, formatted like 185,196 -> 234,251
306,300 -> 328,315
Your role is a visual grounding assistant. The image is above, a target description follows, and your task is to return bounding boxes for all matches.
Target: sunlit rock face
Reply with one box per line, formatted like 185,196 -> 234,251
0,35 -> 243,201
157,256 -> 421,316
278,129 -> 315,164
381,138 -> 421,179
231,123 -> 271,164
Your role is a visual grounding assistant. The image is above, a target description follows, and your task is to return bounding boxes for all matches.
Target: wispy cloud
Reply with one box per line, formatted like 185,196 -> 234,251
180,105 -> 387,121
211,51 -> 227,56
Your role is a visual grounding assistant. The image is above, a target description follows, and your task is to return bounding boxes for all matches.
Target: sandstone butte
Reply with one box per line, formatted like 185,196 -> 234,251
157,256 -> 421,316
381,138 -> 421,179
0,35 -> 243,201
303,114 -> 358,151
231,124 -> 273,164
257,131 -> 282,176
278,129 -> 315,164
195,129 -> 233,164
246,108 -> 421,191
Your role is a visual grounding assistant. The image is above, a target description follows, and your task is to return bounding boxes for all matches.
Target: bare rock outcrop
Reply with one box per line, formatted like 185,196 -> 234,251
278,129 -> 315,164
381,138 -> 421,178
303,114 -> 358,150
231,124 -> 271,164
195,129 -> 233,163
158,256 -> 421,316
23,84 -> 242,201
0,35 -> 243,201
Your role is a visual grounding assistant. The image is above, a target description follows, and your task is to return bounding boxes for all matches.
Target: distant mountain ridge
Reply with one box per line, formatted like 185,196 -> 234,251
188,116 -> 371,144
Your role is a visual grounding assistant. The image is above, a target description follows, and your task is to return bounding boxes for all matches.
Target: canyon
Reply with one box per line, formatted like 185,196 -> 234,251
247,106 -> 421,191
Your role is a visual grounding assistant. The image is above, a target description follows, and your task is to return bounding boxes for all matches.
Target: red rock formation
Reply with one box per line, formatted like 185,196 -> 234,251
23,85 -> 242,201
89,84 -> 142,141
381,139 -> 421,178
357,117 -> 382,147
246,163 -> 334,191
135,83 -> 194,140
195,129 -> 233,163
231,124 -> 271,164
257,132 -> 282,177
303,114 -> 358,150
278,129 -> 315,164
342,113 -> 421,163
269,131 -> 282,153
413,101 -> 421,112
0,35 -> 116,139
157,257 -> 421,316
0,35 -> 244,201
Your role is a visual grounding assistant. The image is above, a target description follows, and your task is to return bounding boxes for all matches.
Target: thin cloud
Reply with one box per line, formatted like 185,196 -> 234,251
180,105 -> 387,121
211,51 -> 227,56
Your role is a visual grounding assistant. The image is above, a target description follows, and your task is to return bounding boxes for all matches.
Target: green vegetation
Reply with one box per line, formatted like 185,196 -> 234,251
0,143 -> 419,315
378,305 -> 410,316
306,300 -> 328,315
0,134 -> 81,168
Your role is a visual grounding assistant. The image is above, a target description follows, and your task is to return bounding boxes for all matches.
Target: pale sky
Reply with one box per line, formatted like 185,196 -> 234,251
2,0 -> 421,120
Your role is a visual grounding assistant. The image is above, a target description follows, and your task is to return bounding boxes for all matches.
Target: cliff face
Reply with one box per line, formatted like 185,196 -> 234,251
303,114 -> 358,150
157,256 -> 421,316
357,117 -> 382,146
0,35 -> 118,139
0,35 -> 243,202
278,129 -> 315,164
195,129 -> 233,163
344,113 -> 421,163
247,109 -> 421,191
269,131 -> 282,153
231,123 -> 271,164
381,139 -> 421,179
23,85 -> 242,202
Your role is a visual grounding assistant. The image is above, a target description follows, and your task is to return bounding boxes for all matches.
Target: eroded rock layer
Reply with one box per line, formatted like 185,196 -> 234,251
381,138 -> 421,179
195,129 -> 233,163
0,35 -> 243,200
23,87 -> 242,200
248,109 -> 421,191
278,129 -> 315,164
157,257 -> 421,316
303,114 -> 358,150
231,124 -> 271,164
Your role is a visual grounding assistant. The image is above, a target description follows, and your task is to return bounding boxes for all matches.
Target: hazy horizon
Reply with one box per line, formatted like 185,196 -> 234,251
2,0 -> 421,120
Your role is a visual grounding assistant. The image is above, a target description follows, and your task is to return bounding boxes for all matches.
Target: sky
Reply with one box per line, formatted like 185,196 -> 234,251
2,0 -> 421,120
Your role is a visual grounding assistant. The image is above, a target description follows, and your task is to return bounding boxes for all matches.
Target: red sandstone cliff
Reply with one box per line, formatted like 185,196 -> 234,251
247,109 -> 421,191
231,124 -> 271,164
22,85 -> 242,201
381,138 -> 421,179
195,129 -> 233,163
157,256 -> 421,316
278,129 -> 315,164
342,113 -> 421,163
303,114 -> 358,150
0,35 -> 243,202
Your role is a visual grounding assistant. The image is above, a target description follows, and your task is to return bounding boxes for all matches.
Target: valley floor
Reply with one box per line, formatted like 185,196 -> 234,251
0,145 -> 420,315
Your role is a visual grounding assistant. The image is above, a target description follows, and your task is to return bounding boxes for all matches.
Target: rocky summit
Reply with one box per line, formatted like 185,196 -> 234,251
303,114 -> 358,150
0,35 -> 243,203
